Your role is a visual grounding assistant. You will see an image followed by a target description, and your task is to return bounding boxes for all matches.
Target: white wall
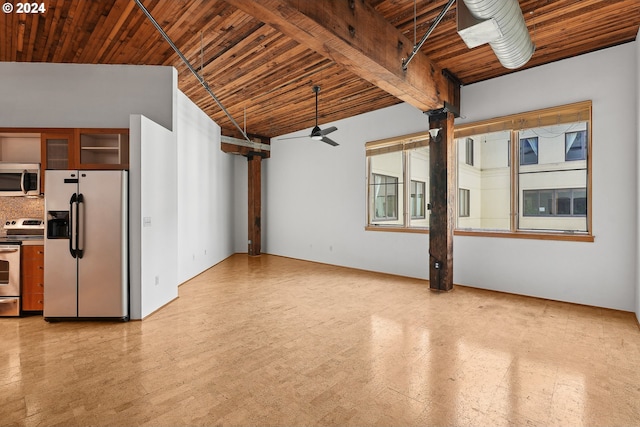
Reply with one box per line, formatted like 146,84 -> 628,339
267,41 -> 639,312
265,103 -> 432,278
176,91 -> 236,282
129,114 -> 178,319
0,63 -> 174,131
636,28 -> 640,323
455,42 -> 637,311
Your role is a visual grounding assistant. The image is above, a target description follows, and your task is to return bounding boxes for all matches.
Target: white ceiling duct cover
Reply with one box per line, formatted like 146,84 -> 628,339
458,0 -> 535,69
457,3 -> 503,49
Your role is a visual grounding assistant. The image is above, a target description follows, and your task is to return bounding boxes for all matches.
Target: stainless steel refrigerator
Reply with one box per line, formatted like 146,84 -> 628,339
44,170 -> 128,321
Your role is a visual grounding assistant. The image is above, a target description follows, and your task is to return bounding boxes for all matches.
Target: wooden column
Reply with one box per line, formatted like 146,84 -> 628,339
428,110 -> 455,291
247,153 -> 262,256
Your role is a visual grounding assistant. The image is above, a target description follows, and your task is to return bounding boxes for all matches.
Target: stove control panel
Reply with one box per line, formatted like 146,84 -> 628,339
4,218 -> 44,229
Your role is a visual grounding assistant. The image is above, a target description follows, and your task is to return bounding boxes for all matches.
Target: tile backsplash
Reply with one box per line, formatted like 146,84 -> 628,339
0,197 -> 45,235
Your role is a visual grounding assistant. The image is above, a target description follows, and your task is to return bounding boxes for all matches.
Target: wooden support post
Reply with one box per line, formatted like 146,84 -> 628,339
247,153 -> 262,256
428,110 -> 455,291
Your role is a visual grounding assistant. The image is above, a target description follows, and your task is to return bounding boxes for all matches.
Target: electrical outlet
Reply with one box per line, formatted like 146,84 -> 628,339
434,262 -> 441,269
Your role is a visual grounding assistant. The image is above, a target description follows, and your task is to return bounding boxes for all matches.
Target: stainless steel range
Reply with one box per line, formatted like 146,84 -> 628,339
0,218 -> 44,316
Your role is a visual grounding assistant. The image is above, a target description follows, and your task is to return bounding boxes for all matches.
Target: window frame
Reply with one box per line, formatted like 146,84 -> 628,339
365,131 -> 430,231
453,100 -> 593,242
363,101 -> 593,242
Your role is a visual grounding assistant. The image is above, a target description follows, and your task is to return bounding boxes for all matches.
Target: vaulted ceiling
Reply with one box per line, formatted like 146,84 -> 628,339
1,0 -> 639,139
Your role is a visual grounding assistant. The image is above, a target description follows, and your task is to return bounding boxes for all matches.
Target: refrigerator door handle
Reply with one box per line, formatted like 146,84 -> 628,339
69,193 -> 77,259
77,193 -> 85,259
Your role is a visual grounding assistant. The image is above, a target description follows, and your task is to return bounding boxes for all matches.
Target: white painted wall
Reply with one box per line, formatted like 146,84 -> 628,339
0,63 -> 174,131
176,91 -> 236,282
265,103 -> 432,278
266,41 -> 638,312
455,42 -> 637,311
636,28 -> 640,324
129,114 -> 178,319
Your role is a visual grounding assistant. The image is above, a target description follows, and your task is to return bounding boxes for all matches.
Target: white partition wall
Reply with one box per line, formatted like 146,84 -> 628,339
636,28 -> 640,323
129,114 -> 178,319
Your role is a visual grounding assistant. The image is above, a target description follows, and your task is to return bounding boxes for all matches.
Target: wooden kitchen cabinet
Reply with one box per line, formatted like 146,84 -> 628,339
75,128 -> 129,169
41,128 -> 129,174
41,131 -> 75,192
42,131 -> 75,170
21,245 -> 44,312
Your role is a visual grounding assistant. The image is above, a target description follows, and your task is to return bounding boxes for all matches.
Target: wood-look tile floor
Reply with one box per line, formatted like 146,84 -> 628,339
2,254 -> 640,426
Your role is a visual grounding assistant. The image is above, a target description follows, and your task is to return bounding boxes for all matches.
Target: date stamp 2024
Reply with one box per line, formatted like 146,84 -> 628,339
3,2 -> 47,14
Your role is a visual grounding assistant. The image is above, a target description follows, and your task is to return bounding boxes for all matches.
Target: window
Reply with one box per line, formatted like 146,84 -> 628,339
565,130 -> 587,161
518,122 -> 588,232
457,130 -> 511,231
520,137 -> 538,165
408,146 -> 430,227
465,138 -> 474,166
372,174 -> 398,220
523,189 -> 586,216
459,188 -> 470,217
365,133 -> 430,229
410,180 -> 426,219
454,101 -> 592,240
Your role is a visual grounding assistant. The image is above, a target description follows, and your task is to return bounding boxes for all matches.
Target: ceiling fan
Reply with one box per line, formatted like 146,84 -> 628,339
279,85 -> 339,146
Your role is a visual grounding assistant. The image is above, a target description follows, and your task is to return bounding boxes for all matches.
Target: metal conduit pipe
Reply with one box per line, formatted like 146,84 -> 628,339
461,0 -> 535,69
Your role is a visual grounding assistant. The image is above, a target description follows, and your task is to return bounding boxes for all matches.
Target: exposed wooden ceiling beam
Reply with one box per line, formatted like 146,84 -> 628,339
224,0 -> 451,112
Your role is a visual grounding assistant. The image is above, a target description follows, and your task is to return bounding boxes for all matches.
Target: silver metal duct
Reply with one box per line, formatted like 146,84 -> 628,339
461,0 -> 535,69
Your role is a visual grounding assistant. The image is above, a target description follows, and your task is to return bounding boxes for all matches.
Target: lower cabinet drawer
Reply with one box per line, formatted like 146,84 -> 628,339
0,297 -> 20,316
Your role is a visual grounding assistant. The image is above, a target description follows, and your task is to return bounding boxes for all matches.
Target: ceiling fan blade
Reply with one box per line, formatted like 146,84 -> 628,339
278,134 -> 310,141
319,126 -> 337,136
321,136 -> 339,146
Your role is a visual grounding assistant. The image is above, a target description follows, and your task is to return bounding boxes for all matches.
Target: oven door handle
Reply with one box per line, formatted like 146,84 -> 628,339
0,248 -> 19,253
0,298 -> 17,304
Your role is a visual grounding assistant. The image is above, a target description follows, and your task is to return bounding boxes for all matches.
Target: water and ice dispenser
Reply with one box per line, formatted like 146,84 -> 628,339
47,211 -> 69,239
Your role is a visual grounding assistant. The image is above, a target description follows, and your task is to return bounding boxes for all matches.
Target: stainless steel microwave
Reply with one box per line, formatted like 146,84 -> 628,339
0,163 -> 41,196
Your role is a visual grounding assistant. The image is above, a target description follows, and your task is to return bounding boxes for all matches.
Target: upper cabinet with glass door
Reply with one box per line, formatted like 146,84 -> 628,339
75,129 -> 129,170
42,131 -> 74,171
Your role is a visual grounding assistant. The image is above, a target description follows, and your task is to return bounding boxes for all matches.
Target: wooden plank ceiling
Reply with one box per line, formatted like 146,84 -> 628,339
1,0 -> 639,139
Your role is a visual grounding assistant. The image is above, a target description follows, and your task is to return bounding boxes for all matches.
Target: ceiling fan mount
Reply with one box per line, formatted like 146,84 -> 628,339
279,85 -> 339,146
